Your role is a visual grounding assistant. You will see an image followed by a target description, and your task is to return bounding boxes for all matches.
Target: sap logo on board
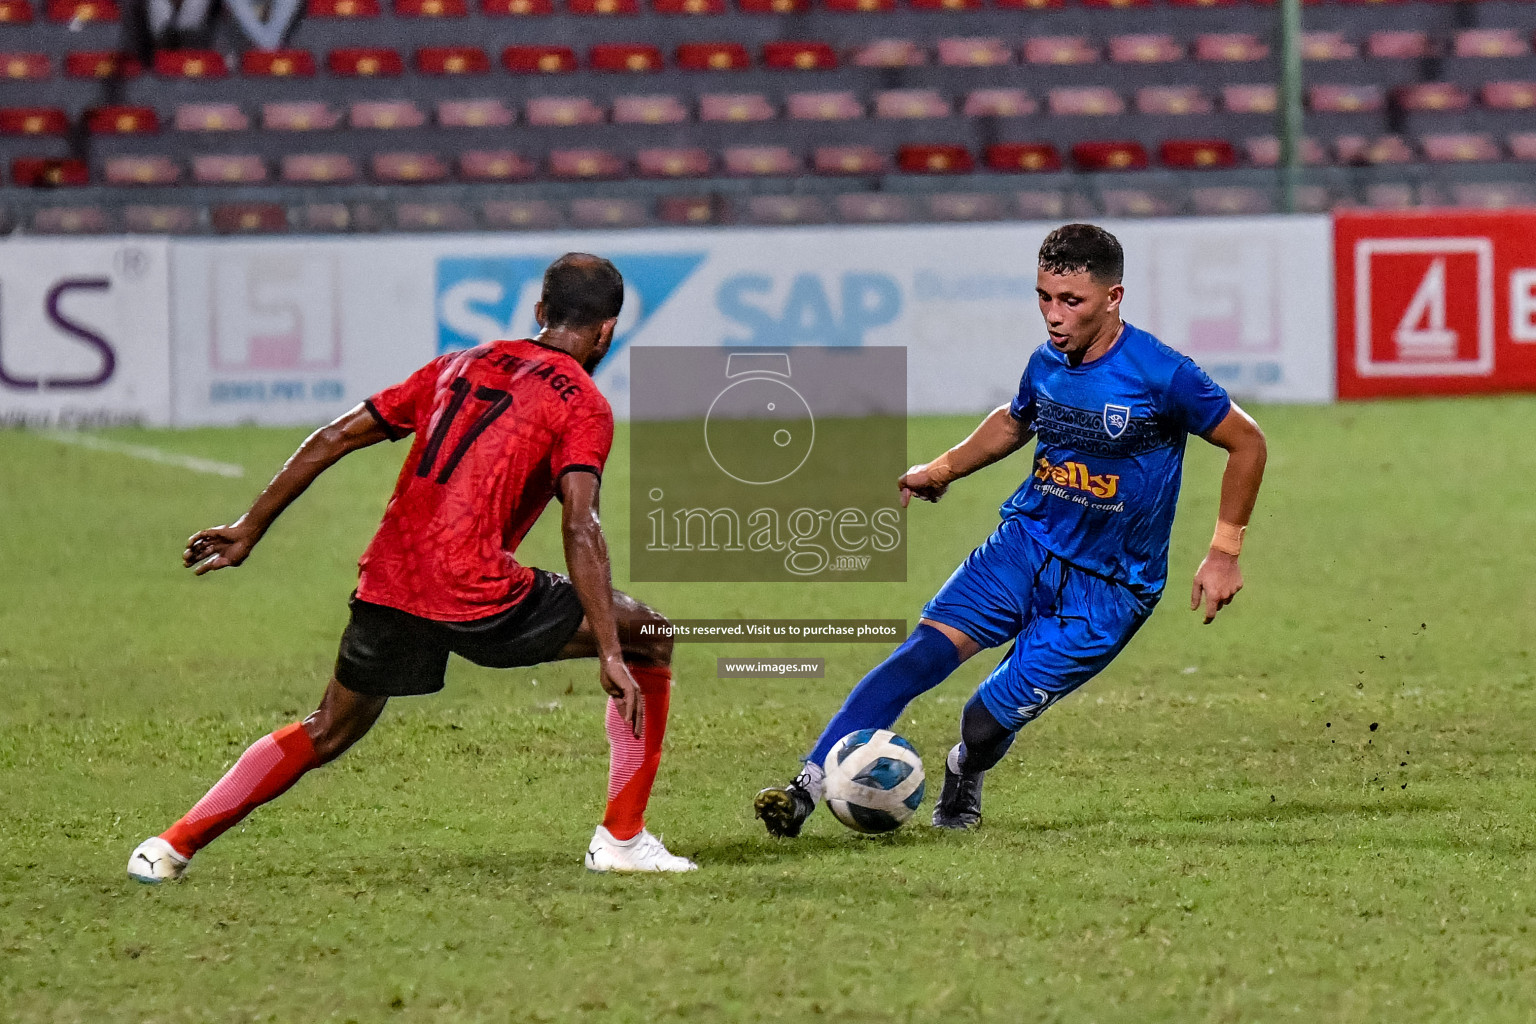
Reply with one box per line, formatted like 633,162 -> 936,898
211,254 -> 341,371
716,272 -> 902,346
436,254 -> 705,355
1353,238 -> 1494,377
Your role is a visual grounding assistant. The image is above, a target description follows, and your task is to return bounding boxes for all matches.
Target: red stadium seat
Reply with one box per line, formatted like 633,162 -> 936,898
548,148 -> 626,179
737,0 -> 808,10
32,206 -> 111,232
722,145 -> 799,174
985,142 -> 1061,172
927,193 -> 1004,221
395,202 -> 474,231
787,91 -> 863,120
2,52 -> 50,80
437,98 -> 514,127
937,38 -> 1009,67
0,108 -> 68,136
744,196 -> 827,225
417,47 -> 490,75
1160,139 -> 1237,169
612,94 -> 689,124
653,0 -> 724,12
1222,84 -> 1277,114
328,48 -> 404,77
281,153 -> 359,183
1190,187 -> 1271,216
0,1 -> 35,23
1366,31 -> 1431,59
1335,135 -> 1414,165
263,102 -> 339,131
1023,37 -> 1097,65
1082,0 -> 1150,7
64,51 -> 139,78
481,0 -> 553,12
996,0 -> 1063,8
503,45 -> 577,74
676,42 -> 750,70
1109,34 -> 1182,64
86,105 -> 159,134
1395,83 -> 1471,113
825,0 -> 895,11
242,50 -> 316,77
635,147 -> 712,177
1510,133 -> 1536,161
308,0 -> 380,16
175,103 -> 249,131
589,43 -> 663,72
1048,87 -> 1124,116
395,0 -> 468,15
1483,82 -> 1536,111
211,203 -> 287,234
124,205 -> 198,233
875,89 -> 950,119
700,93 -> 775,121
1310,85 -> 1385,114
1454,29 -> 1527,59
154,50 -> 228,78
658,196 -> 718,226
571,198 -> 649,229
104,155 -> 181,185
482,200 -> 561,229
1301,32 -> 1356,61
568,0 -> 638,13
963,88 -> 1035,117
47,0 -> 117,22
350,100 -> 428,129
526,96 -> 604,126
813,146 -> 887,174
911,0 -> 981,9
372,152 -> 450,184
12,157 -> 89,186
192,154 -> 269,184
458,150 -> 538,180
897,144 -> 973,174
763,41 -> 837,71
1421,133 -> 1501,163
1072,141 -> 1149,171
836,194 -> 912,223
1194,34 -> 1268,62
853,39 -> 927,67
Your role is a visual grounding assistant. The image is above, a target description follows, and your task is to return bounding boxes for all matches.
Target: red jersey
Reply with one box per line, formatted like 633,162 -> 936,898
357,339 -> 613,621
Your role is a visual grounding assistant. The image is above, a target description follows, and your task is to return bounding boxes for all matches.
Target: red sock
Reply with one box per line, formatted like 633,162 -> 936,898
161,722 -> 321,859
601,664 -> 671,842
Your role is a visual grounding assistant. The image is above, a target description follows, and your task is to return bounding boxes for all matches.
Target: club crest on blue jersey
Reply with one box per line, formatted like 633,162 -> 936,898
1103,404 -> 1132,439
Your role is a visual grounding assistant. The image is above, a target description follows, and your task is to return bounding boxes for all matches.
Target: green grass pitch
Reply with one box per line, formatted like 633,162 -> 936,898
3,398 -> 1536,1022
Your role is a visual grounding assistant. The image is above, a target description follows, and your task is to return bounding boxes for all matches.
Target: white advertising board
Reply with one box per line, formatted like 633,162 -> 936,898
0,239 -> 172,428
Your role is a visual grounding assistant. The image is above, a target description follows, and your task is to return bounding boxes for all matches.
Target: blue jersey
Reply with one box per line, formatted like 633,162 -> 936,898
1001,322 -> 1230,599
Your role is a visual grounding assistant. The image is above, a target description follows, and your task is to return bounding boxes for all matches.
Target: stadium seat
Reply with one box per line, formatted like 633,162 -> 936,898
1136,86 -> 1211,115
1310,85 -> 1385,113
46,0 -> 117,22
700,94 -> 775,122
854,40 -> 927,67
308,0 -> 381,16
1482,82 -> 1536,110
1194,34 -> 1268,62
1108,34 -> 1182,64
63,51 -> 138,79
1023,37 -> 1097,65
1169,0 -> 1236,7
788,92 -> 864,120
635,147 -> 711,176
836,193 -> 912,223
985,142 -> 1062,172
653,0 -> 726,12
372,153 -> 450,183
396,0 -> 469,15
482,199 -> 561,229
1450,183 -> 1535,208
154,50 -> 228,78
1160,139 -> 1237,169
657,196 -> 718,226
2,52 -> 49,80
744,195 -> 827,225
1454,29 -> 1527,59
963,88 -> 1036,117
549,148 -> 626,179
1015,190 -> 1066,218
124,205 -> 198,233
1243,135 -> 1326,166
351,101 -> 428,130
457,150 -> 537,180
526,96 -> 604,126
395,202 -> 474,231
1395,83 -> 1471,113
191,154 -> 269,184
763,42 -> 837,71
11,157 -> 89,186
1421,133 -> 1501,163
1049,87 -> 1125,116
281,153 -> 360,183
1190,186 -> 1272,215
262,102 -> 339,131
813,146 -> 887,174
825,0 -> 895,11
874,89 -> 950,119
0,1 -> 34,24
1510,133 -> 1536,161
1301,32 -> 1356,61
1102,189 -> 1175,217
1361,184 -> 1415,210
997,0 -> 1063,8
897,144 -> 973,174
937,38 -> 1010,67
612,94 -> 689,124
1072,140 -> 1148,171
242,50 -> 317,77
86,106 -> 159,134
927,193 -> 1004,221
211,203 -> 287,234
1367,31 -> 1431,59
738,0 -> 808,11
1223,84 -> 1277,114
0,108 -> 68,136
910,0 -> 982,9
1335,135 -> 1414,165
570,198 -> 648,228
437,98 -> 515,127
417,47 -> 491,75
482,0 -> 554,13
569,0 -> 640,14
329,48 -> 404,77
590,44 -> 664,73
503,46 -> 578,74
32,206 -> 110,232
676,42 -> 750,71
104,155 -> 181,185
722,145 -> 799,174
175,103 -> 249,131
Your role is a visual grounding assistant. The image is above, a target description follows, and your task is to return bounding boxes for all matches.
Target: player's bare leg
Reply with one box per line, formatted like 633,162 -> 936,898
128,678 -> 386,883
556,590 -> 696,873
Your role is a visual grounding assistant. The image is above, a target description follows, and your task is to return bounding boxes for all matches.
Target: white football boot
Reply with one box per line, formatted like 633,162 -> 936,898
584,826 -> 698,873
127,837 -> 189,884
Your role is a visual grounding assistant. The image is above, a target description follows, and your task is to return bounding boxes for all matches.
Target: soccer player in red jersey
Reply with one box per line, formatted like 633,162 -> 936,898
128,254 -> 696,880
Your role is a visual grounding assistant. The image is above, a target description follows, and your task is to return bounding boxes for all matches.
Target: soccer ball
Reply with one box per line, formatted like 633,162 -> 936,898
822,729 -> 925,834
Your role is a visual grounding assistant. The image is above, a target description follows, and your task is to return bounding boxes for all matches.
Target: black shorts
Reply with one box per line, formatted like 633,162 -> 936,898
335,569 -> 586,697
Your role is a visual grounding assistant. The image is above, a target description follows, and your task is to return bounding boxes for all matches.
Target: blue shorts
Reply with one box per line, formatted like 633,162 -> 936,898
921,518 -> 1153,731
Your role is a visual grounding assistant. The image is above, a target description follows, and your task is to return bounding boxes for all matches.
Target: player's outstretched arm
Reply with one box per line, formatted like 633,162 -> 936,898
184,404 -> 392,576
1190,402 -> 1267,624
559,470 -> 643,739
899,404 -> 1035,507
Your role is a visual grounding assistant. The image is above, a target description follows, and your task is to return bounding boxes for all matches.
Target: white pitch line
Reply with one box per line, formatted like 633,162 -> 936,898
39,432 -> 246,478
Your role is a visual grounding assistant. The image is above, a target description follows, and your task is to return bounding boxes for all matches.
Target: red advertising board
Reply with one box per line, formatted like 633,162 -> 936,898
1335,209 -> 1536,399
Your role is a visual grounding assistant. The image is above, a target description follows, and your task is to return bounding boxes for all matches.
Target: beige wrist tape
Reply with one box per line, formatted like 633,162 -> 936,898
926,452 -> 960,486
1211,521 -> 1246,557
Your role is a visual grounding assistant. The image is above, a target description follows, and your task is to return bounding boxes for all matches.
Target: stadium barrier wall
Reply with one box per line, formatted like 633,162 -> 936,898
1334,209 -> 1536,400
2,216 -> 1335,428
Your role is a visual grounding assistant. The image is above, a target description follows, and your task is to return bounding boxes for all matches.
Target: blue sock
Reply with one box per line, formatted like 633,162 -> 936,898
805,624 -> 963,765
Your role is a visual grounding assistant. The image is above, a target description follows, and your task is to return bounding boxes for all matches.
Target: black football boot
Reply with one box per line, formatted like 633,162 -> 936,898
754,774 -> 816,838
931,761 -> 984,830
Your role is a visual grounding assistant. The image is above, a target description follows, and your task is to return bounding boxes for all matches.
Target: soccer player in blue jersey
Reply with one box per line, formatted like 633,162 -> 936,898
755,223 -> 1268,834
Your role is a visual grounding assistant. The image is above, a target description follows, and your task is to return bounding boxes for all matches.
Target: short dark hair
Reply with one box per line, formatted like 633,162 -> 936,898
541,253 -> 624,329
1038,224 -> 1124,284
